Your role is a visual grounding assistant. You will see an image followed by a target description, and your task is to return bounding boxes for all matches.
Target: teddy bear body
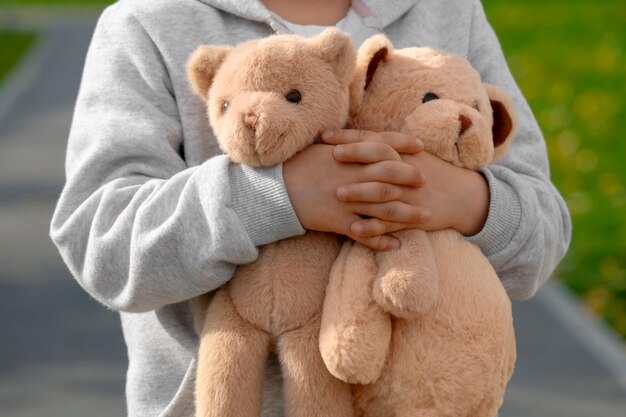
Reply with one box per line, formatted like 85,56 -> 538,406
196,232 -> 347,417
187,30 -> 357,417
320,37 -> 517,417
348,231 -> 514,417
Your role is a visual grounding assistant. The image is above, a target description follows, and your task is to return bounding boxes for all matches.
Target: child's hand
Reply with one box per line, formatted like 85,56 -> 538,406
322,129 -> 490,238
283,135 -> 427,251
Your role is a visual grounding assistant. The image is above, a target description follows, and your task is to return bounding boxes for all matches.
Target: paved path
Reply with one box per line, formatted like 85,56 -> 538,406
1,15 -> 625,417
0,20 -> 126,417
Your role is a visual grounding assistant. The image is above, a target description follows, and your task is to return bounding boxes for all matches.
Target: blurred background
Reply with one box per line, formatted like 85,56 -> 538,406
484,0 -> 626,339
0,0 -> 624,416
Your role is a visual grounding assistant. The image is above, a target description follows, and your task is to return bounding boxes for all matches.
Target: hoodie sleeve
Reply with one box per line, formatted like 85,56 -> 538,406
463,0 -> 572,299
49,5 -> 304,313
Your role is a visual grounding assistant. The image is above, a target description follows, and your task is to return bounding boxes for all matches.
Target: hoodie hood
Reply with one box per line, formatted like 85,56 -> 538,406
194,0 -> 421,31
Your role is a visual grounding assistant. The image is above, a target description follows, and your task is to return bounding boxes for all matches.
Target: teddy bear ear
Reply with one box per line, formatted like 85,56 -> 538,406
311,28 -> 357,85
350,34 -> 394,111
484,83 -> 518,162
187,45 -> 232,101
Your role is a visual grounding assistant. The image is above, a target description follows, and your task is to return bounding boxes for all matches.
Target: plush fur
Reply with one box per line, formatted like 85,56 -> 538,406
319,35 -> 518,417
187,29 -> 356,417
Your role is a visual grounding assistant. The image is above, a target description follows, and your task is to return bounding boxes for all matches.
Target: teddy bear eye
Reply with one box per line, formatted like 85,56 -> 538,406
285,89 -> 302,104
221,100 -> 230,113
422,92 -> 439,103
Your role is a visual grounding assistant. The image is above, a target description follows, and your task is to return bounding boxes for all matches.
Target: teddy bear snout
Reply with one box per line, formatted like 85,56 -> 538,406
458,114 -> 472,137
243,110 -> 259,131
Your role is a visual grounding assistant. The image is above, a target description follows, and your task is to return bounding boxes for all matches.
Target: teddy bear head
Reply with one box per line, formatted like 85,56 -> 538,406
187,29 -> 356,167
350,35 -> 517,169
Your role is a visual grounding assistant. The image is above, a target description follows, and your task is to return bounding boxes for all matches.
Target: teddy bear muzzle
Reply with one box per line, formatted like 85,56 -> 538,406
216,93 -> 310,167
458,114 -> 472,137
243,110 -> 259,131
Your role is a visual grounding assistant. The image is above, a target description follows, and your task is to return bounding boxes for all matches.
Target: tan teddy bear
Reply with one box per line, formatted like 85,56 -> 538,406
186,29 -> 357,417
319,35 -> 518,417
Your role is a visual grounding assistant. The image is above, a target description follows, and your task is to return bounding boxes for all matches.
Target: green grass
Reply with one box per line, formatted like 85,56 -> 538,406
0,31 -> 36,85
482,0 -> 626,338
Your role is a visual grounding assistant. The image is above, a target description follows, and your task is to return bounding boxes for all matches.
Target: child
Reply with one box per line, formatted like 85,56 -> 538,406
50,0 -> 572,415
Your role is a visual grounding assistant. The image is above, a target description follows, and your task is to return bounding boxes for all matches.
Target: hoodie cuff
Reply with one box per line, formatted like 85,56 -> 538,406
465,168 -> 522,257
229,162 -> 305,247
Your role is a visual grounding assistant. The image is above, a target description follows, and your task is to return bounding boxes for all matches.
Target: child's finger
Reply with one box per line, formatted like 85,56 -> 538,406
322,128 -> 375,144
353,201 -> 428,224
337,182 -> 403,203
334,142 -> 401,163
363,160 -> 425,187
350,233 -> 401,251
350,217 -> 429,237
322,129 -> 423,154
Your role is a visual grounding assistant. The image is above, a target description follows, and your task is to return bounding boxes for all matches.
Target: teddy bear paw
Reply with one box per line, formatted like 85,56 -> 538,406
372,266 -> 438,319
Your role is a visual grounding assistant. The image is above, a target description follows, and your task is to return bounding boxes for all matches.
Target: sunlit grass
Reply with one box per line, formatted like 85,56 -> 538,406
482,0 -> 626,338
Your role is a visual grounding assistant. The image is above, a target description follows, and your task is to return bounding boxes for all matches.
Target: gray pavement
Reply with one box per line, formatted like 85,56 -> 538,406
1,14 -> 625,417
0,21 -> 126,417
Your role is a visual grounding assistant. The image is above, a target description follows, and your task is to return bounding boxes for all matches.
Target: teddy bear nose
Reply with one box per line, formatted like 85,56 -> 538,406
243,111 -> 259,130
459,114 -> 472,137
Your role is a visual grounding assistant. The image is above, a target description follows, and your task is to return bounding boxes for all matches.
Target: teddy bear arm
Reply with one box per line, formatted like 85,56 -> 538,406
196,289 -> 271,417
372,229 -> 439,319
320,240 -> 392,384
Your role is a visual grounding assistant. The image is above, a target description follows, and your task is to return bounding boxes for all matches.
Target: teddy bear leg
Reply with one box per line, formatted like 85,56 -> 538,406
320,240 -> 391,384
373,229 -> 439,319
279,313 -> 354,417
195,289 -> 271,417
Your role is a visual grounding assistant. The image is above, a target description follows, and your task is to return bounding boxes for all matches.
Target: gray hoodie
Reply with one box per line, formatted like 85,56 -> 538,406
50,0 -> 571,415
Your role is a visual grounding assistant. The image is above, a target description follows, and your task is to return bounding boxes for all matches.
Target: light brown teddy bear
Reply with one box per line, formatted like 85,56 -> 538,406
319,35 -> 518,417
187,29 -> 356,417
